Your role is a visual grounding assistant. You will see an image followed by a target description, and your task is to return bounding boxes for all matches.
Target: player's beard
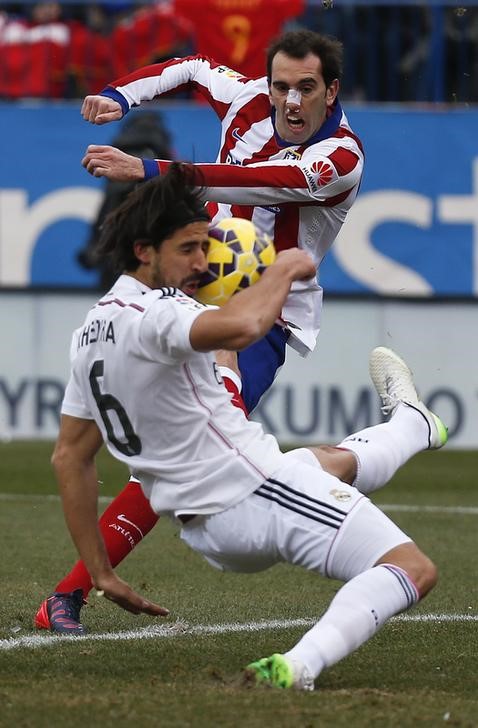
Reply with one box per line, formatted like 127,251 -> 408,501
148,255 -> 201,295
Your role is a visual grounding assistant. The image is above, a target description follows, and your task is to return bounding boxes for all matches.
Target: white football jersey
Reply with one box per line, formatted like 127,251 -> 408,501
102,55 -> 364,355
62,275 -> 284,517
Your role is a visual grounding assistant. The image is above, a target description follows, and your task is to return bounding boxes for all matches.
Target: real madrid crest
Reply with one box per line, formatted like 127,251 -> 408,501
330,488 -> 352,502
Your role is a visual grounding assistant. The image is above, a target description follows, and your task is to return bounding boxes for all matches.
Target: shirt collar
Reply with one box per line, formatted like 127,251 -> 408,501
112,274 -> 152,296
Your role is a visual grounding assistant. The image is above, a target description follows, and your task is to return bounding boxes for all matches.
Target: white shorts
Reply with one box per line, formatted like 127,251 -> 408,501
180,452 -> 411,582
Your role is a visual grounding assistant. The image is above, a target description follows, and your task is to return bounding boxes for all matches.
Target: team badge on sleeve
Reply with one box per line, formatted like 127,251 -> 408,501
216,65 -> 245,79
283,148 -> 302,160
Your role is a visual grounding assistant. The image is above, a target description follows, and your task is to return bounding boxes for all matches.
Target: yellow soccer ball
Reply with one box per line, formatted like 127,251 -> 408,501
196,218 -> 276,307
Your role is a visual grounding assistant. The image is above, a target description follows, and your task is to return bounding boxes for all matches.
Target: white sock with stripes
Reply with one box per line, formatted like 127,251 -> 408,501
284,564 -> 419,680
336,402 -> 431,494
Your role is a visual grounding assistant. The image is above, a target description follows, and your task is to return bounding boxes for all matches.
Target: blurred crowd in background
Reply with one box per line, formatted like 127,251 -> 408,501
0,0 -> 476,103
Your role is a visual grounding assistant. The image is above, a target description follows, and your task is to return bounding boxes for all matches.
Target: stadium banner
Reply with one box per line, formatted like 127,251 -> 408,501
1,292 -> 476,448
0,102 -> 477,296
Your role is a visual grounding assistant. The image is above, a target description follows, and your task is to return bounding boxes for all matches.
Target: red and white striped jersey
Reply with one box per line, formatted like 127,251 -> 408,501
102,55 -> 364,354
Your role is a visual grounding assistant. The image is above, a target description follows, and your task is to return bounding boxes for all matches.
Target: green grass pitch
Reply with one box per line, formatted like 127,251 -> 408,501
0,442 -> 477,727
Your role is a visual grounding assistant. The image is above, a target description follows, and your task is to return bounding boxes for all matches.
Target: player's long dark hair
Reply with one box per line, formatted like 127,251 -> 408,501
266,30 -> 343,89
95,163 -> 210,273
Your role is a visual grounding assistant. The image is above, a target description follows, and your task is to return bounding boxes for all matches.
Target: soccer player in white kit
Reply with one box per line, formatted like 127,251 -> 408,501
52,165 -> 438,690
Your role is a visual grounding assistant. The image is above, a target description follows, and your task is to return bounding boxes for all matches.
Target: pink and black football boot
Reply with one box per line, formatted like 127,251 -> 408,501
34,589 -> 87,635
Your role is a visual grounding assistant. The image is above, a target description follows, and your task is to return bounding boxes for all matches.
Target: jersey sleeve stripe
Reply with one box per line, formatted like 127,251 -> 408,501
97,298 -> 145,312
186,163 -> 309,190
334,127 -> 365,155
272,205 -> 300,252
328,147 -> 361,176
221,93 -> 272,161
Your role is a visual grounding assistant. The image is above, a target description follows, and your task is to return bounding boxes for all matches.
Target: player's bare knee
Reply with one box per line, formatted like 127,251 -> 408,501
376,542 -> 438,599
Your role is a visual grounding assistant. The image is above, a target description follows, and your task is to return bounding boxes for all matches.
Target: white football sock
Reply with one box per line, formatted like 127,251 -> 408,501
336,402 -> 431,494
284,564 -> 418,679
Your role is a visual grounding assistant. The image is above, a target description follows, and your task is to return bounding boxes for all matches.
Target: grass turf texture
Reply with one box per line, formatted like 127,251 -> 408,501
0,443 -> 477,727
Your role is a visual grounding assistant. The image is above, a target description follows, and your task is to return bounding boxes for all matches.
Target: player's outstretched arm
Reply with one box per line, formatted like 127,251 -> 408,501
82,145 -> 145,181
52,414 -> 168,617
190,248 -> 316,352
81,95 -> 123,124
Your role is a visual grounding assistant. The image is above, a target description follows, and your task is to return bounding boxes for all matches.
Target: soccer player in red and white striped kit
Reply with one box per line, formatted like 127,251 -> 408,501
35,31 -> 447,635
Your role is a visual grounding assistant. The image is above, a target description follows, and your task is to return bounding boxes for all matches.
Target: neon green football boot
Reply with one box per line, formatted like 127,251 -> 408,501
369,346 -> 448,449
244,653 -> 314,691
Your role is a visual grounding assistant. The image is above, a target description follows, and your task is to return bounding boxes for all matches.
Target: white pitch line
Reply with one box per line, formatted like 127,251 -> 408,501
0,493 -> 113,504
1,614 -> 477,652
1,493 -> 477,515
379,504 -> 478,515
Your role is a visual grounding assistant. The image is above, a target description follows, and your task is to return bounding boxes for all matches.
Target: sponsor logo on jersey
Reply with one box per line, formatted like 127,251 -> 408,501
232,127 -> 245,142
157,286 -> 205,309
157,286 -> 181,298
329,488 -> 352,502
309,160 -> 334,186
302,166 -> 320,194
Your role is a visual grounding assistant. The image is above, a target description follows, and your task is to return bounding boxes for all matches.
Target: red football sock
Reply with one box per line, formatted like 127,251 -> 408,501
54,480 -> 159,600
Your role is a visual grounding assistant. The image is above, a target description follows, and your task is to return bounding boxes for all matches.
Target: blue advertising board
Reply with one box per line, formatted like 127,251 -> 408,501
325,105 -> 478,297
1,101 -> 477,295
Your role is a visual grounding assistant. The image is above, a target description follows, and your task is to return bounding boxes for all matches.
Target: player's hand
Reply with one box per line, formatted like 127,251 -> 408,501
275,249 -> 316,282
81,95 -> 123,124
82,144 -> 145,181
94,572 -> 169,617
